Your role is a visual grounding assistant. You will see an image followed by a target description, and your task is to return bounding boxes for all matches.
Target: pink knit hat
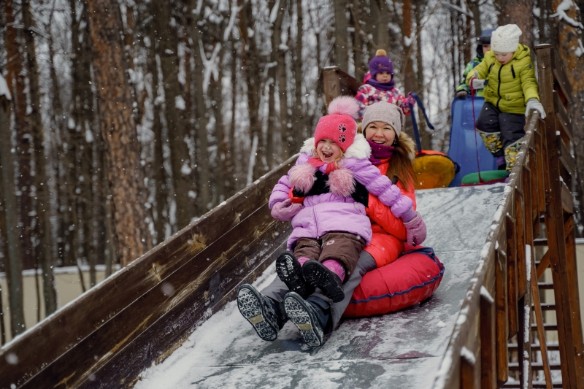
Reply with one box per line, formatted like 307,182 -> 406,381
314,96 -> 359,152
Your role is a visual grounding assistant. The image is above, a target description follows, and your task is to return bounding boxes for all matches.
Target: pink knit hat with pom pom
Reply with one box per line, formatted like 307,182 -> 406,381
314,96 -> 359,152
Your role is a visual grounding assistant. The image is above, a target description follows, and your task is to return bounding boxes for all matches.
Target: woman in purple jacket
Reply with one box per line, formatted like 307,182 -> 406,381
237,96 -> 424,347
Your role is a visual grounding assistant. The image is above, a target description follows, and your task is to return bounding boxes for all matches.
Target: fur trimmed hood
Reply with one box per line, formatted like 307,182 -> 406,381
299,133 -> 371,160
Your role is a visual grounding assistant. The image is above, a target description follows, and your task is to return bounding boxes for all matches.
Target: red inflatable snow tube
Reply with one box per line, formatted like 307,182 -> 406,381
344,247 -> 445,318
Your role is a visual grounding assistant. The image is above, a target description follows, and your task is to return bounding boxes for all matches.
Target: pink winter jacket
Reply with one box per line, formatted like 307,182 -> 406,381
269,135 -> 407,250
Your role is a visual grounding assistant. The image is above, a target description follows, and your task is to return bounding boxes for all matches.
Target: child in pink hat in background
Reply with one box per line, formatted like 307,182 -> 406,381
467,24 -> 545,171
355,49 -> 413,118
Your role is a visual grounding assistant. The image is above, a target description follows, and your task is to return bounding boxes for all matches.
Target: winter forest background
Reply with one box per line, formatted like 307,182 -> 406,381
0,0 -> 583,342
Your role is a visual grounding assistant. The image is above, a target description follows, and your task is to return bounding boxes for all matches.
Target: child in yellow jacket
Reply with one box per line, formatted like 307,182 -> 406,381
467,24 -> 545,171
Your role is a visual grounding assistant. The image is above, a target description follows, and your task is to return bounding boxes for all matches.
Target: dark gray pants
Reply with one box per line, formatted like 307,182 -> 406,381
261,250 -> 376,332
476,102 -> 526,153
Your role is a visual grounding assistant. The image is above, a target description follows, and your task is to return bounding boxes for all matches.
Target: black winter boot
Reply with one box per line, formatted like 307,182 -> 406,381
284,292 -> 330,347
276,252 -> 314,297
237,284 -> 281,341
302,260 -> 345,302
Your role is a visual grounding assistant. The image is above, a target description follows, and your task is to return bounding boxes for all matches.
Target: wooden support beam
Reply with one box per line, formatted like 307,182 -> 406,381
535,44 -> 584,389
496,241 -> 510,385
481,290 -> 497,388
506,213 -> 519,338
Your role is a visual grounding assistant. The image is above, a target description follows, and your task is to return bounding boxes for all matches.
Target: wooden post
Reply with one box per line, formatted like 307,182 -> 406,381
535,44 -> 584,389
481,291 -> 497,388
496,241 -> 509,385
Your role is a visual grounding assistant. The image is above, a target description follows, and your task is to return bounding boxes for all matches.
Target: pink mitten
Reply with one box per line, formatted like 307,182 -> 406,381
328,168 -> 355,197
271,199 -> 303,221
404,212 -> 427,246
289,164 -> 317,193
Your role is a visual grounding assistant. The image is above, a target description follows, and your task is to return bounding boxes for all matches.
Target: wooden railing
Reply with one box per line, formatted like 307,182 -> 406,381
431,44 -> 584,388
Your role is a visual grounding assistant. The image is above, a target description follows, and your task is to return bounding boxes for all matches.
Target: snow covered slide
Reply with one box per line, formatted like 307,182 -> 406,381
134,184 -> 507,388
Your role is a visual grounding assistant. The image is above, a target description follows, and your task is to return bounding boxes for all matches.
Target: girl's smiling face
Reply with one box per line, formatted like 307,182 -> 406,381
365,121 -> 397,147
316,139 -> 343,163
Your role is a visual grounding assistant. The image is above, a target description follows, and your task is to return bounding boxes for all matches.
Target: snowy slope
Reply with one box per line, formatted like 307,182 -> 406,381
134,184 -> 507,389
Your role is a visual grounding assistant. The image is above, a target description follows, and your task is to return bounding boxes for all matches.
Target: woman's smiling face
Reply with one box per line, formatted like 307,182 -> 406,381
316,139 -> 343,163
365,121 -> 397,147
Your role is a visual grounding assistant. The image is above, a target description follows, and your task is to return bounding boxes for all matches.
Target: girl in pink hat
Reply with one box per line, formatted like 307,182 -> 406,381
268,95 -> 417,303
237,98 -> 426,347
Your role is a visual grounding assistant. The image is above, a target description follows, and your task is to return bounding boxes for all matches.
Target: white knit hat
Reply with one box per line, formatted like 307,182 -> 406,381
361,101 -> 404,138
491,24 -> 522,53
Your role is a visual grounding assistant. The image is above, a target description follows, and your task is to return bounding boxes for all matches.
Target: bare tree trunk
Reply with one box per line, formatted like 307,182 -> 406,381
468,0 -> 482,38
349,1 -> 365,80
208,46 -> 227,202
0,280 -> 5,344
0,78 -> 25,337
400,0 -> 418,146
46,0 -> 68,271
401,0 -> 415,94
293,0 -> 307,145
238,0 -> 264,182
228,40 -> 239,189
371,0 -> 389,51
147,34 -> 169,243
153,0 -> 195,229
553,0 -> 584,233
278,15 -> 292,158
22,0 -> 57,315
334,0 -> 349,71
5,0 -> 34,275
86,0 -> 151,266
498,0 -> 535,44
267,0 -> 285,169
414,0 -> 431,150
186,1 -> 212,214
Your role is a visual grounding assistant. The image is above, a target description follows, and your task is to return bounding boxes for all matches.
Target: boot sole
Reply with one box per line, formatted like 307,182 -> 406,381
302,261 -> 345,303
237,285 -> 278,341
276,252 -> 313,297
284,292 -> 324,347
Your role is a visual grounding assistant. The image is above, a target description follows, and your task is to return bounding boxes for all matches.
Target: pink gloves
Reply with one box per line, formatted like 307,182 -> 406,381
271,199 -> 303,221
404,212 -> 426,246
395,203 -> 426,246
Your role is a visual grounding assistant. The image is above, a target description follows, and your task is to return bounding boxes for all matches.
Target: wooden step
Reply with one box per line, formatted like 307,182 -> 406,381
503,381 -> 562,389
508,342 -> 560,351
508,361 -> 562,371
